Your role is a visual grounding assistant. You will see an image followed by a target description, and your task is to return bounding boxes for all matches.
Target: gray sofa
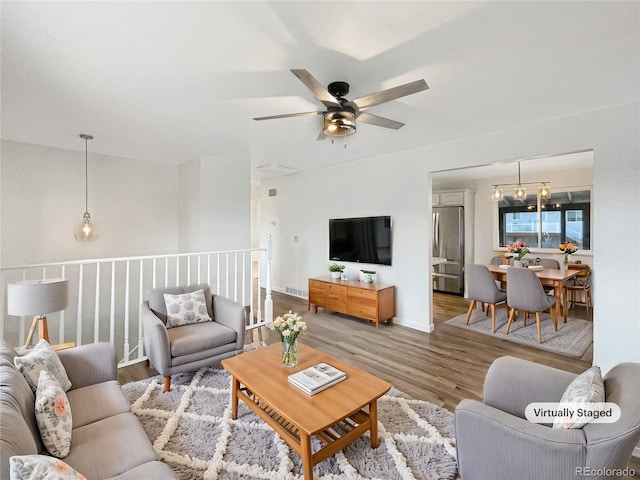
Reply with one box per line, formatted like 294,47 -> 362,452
455,356 -> 640,480
141,283 -> 245,392
0,340 -> 177,480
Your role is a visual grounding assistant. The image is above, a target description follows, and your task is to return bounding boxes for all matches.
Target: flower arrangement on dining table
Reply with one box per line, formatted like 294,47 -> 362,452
559,242 -> 578,267
507,240 -> 530,261
267,311 -> 307,366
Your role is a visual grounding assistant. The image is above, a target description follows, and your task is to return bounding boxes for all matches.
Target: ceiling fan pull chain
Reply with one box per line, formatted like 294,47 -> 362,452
344,128 -> 348,148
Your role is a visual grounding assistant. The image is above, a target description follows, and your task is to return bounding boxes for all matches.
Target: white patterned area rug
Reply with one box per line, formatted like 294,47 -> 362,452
444,308 -> 592,357
122,367 -> 458,480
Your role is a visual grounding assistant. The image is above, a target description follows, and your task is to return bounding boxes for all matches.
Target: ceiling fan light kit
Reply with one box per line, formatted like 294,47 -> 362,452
254,69 -> 428,142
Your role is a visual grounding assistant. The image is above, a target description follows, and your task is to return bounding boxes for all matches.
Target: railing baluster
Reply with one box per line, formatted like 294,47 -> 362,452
242,252 -> 246,308
138,259 -> 144,360
216,254 -> 220,295
225,253 -> 230,298
124,260 -> 130,363
249,254 -> 254,328
94,263 -> 100,343
257,255 -> 262,326
110,261 -> 116,345
42,267 -> 47,280
59,265 -> 66,343
76,265 -> 84,346
187,255 -> 191,284
207,255 -> 211,288
164,257 -> 168,287
176,256 -> 180,286
152,258 -> 157,289
234,252 -> 238,302
197,255 -> 201,284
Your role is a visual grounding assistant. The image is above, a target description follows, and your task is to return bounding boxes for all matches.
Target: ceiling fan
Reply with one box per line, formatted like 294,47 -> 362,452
253,69 -> 429,142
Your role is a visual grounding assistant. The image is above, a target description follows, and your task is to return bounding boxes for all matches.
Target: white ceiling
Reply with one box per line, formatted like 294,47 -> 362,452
1,2 -> 638,181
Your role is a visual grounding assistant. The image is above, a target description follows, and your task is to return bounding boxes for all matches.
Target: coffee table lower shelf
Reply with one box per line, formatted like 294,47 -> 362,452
233,383 -> 379,478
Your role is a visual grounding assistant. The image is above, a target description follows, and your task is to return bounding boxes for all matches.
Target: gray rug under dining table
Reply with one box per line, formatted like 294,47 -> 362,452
444,308 -> 593,357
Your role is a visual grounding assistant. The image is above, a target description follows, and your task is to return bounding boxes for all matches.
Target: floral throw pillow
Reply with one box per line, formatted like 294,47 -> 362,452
553,365 -> 605,429
35,370 -> 73,458
163,289 -> 212,328
14,339 -> 72,392
10,455 -> 86,480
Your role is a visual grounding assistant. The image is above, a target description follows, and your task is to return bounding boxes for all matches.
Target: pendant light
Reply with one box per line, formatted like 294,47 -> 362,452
491,161 -> 550,202
74,134 -> 98,242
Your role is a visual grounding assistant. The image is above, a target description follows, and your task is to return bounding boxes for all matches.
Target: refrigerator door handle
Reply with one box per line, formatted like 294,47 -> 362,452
433,212 -> 440,257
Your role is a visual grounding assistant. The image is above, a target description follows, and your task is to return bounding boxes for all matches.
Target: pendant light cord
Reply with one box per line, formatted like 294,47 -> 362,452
84,136 -> 89,214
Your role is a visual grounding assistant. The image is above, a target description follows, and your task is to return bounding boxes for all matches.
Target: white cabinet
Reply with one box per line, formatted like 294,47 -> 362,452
439,191 -> 465,206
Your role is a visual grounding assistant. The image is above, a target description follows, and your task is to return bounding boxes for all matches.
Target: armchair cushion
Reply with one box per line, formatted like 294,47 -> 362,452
163,289 -> 211,328
553,365 -> 604,429
167,321 -> 237,357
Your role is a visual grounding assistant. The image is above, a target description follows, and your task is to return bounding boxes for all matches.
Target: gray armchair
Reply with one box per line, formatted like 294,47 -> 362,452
141,283 -> 245,392
455,356 -> 640,480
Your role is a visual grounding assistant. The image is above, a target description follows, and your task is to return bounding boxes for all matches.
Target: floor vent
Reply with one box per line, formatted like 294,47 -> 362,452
285,287 -> 307,298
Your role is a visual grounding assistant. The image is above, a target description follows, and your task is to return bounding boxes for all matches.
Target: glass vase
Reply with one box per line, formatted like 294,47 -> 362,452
281,337 -> 298,367
563,253 -> 569,269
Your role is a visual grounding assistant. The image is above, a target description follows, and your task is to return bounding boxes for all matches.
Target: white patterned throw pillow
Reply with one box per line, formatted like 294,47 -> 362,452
163,289 -> 212,328
14,340 -> 72,392
553,365 -> 605,429
35,370 -> 73,458
10,455 -> 86,480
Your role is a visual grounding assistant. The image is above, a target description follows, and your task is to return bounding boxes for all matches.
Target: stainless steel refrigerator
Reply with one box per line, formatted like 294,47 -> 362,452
432,206 -> 464,295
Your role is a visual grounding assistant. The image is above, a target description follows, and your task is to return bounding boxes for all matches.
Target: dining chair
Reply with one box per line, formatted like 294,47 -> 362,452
505,267 -> 558,343
465,264 -> 508,333
566,265 -> 592,316
489,256 -> 504,265
539,258 -> 560,269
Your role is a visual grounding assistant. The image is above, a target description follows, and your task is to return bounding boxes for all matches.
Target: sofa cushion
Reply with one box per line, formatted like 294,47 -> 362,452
14,340 -> 72,392
105,461 -> 176,480
167,321 -> 237,357
35,370 -> 73,458
149,284 -> 213,324
66,380 -> 130,429
64,413 -> 158,479
10,455 -> 86,480
553,365 -> 604,429
163,289 -> 212,328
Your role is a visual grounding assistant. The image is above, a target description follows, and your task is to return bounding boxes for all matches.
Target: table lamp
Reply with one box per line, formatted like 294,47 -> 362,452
7,278 -> 69,350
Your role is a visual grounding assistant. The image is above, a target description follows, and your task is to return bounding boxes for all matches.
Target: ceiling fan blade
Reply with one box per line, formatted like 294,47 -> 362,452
353,79 -> 429,109
357,112 -> 405,130
253,111 -> 323,121
316,130 -> 327,141
290,69 -> 341,109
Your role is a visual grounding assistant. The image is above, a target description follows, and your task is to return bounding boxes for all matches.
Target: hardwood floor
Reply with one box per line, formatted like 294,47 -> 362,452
118,290 -> 639,477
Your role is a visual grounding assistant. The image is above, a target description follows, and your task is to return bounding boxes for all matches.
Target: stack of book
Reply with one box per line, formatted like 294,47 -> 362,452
288,362 -> 347,395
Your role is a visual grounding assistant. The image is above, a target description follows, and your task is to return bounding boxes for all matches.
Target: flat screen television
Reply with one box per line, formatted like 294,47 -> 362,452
329,216 -> 392,266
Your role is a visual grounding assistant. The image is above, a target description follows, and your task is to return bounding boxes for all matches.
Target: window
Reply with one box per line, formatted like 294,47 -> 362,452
498,189 -> 590,250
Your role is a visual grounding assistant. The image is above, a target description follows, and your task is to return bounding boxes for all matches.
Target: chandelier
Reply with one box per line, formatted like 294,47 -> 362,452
491,161 -> 551,202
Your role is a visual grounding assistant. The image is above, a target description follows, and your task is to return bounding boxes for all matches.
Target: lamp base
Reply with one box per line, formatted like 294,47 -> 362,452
24,314 -> 49,350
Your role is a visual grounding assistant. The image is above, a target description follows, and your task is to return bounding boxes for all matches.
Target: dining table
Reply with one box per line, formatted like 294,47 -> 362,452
486,264 -> 579,322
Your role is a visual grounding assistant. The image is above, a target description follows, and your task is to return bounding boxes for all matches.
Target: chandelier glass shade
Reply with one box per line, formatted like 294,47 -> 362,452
74,134 -> 98,242
491,161 -> 550,202
323,111 -> 356,137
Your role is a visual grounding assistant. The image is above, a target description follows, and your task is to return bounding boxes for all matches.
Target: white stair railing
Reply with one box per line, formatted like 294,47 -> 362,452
0,240 -> 273,367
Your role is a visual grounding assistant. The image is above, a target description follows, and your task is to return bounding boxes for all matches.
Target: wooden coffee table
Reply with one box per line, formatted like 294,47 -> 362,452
221,342 -> 391,479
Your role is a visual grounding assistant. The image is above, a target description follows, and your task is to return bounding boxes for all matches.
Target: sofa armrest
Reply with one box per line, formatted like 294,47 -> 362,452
57,342 -> 117,389
140,301 -> 171,376
455,399 -> 586,480
483,356 -> 577,418
212,295 -> 245,350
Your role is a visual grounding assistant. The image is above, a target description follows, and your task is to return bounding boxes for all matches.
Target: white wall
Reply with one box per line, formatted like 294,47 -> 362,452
261,102 -> 640,373
1,140 -> 179,265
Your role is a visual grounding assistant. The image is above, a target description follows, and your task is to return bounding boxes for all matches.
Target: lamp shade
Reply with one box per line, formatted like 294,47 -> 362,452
7,279 -> 69,316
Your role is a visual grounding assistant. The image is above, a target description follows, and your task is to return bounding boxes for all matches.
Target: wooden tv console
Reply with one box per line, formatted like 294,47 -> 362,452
308,276 -> 396,328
